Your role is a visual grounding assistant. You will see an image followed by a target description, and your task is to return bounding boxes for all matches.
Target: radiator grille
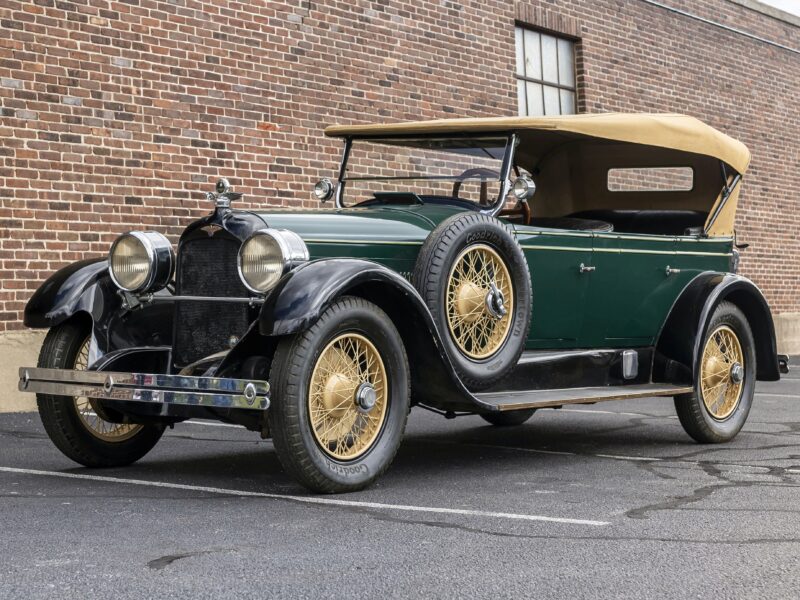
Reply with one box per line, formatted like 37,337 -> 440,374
173,234 -> 251,367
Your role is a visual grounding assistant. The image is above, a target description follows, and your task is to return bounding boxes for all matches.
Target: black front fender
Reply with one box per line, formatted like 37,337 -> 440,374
24,258 -> 110,328
656,272 -> 780,382
258,259 -> 474,409
259,259 -> 422,336
23,258 -> 173,360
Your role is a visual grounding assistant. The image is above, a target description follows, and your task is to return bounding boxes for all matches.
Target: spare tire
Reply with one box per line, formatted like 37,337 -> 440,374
412,213 -> 531,390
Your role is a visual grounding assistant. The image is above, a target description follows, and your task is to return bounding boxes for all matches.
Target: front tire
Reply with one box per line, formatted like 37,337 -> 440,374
268,296 -> 410,493
674,301 -> 756,443
36,320 -> 164,467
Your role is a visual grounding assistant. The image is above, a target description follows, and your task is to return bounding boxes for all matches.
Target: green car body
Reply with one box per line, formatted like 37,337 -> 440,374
263,204 -> 732,350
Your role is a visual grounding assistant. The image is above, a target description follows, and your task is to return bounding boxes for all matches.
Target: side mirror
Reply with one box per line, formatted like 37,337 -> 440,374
511,175 -> 536,201
314,178 -> 335,202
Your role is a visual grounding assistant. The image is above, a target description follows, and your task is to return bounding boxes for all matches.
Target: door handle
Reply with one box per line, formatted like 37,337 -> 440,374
665,265 -> 681,276
579,263 -> 596,273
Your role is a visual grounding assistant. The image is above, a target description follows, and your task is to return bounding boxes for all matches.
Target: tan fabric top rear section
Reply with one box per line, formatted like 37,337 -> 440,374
324,113 -> 751,175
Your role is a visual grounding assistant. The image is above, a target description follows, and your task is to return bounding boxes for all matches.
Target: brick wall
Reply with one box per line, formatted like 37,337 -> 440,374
0,0 -> 798,332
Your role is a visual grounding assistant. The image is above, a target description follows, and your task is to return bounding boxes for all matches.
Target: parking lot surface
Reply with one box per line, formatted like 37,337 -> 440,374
2,372 -> 799,599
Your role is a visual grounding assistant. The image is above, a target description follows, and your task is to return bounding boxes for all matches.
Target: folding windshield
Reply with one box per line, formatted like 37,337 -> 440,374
339,136 -> 511,208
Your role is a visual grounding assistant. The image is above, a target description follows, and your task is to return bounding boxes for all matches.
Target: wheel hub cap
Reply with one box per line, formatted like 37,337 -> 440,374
485,283 -> 507,319
355,382 -> 377,412
455,281 -> 485,323
322,372 -> 356,419
730,362 -> 744,384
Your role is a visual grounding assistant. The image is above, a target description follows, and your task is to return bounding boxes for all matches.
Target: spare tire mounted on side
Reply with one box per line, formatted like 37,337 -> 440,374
412,213 -> 531,390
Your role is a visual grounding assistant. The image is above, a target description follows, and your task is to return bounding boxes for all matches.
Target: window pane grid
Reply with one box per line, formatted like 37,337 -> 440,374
515,26 -> 576,116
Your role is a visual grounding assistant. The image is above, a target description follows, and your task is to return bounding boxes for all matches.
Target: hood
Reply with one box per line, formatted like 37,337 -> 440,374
253,204 -> 467,244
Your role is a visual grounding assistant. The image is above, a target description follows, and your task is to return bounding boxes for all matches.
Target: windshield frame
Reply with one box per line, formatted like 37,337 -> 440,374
333,133 -> 518,216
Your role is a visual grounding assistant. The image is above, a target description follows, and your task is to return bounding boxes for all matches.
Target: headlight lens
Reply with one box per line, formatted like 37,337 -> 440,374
238,229 -> 309,294
108,231 -> 174,293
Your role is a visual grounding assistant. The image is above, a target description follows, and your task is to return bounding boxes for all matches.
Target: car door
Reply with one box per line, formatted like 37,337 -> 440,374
581,232 -> 686,347
512,225 -> 593,349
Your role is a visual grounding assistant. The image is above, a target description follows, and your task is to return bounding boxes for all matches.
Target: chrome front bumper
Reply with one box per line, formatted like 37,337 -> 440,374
18,368 -> 270,411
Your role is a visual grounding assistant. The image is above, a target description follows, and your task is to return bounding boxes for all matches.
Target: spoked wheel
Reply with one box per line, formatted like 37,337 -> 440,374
675,301 -> 756,443
36,320 -> 164,467
446,244 -> 514,360
699,325 -> 745,420
308,333 -> 389,461
269,296 -> 410,493
413,213 -> 531,390
71,338 -> 143,442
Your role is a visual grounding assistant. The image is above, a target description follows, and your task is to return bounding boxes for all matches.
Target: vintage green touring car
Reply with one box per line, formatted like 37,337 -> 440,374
18,113 -> 789,492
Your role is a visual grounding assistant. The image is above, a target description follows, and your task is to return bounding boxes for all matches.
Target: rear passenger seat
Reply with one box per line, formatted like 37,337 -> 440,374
567,210 -> 707,235
528,217 -> 614,232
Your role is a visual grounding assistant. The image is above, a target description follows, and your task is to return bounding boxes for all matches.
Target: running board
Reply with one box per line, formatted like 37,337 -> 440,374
475,384 -> 692,411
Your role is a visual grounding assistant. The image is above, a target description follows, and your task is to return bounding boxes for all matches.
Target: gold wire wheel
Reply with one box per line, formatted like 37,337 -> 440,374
308,333 -> 388,461
73,337 -> 143,442
446,244 -> 514,359
700,325 -> 745,420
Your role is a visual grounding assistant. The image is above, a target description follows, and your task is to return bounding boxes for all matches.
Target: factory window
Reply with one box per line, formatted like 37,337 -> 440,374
515,27 -> 576,116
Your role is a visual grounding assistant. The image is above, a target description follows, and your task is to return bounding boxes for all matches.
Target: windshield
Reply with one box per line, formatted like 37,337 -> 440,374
340,136 -> 509,208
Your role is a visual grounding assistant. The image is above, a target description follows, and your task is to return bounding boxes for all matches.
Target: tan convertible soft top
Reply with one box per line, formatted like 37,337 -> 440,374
325,114 -> 750,237
325,113 -> 750,174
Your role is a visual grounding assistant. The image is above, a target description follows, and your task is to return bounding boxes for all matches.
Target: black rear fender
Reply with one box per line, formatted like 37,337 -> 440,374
656,272 -> 780,383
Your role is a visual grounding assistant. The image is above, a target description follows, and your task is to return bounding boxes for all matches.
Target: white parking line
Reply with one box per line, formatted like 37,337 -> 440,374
0,466 -> 609,527
184,420 -> 243,429
594,453 -> 659,462
560,408 -> 671,418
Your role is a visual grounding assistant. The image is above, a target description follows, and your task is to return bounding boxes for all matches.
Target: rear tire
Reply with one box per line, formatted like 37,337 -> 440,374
268,296 -> 410,493
674,301 -> 755,443
36,320 -> 164,467
481,409 -> 535,427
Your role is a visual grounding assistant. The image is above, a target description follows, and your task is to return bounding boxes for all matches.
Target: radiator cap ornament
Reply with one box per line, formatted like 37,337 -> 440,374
207,178 -> 242,209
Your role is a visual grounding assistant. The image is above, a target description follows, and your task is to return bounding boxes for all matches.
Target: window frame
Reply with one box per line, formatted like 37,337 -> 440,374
514,25 -> 579,116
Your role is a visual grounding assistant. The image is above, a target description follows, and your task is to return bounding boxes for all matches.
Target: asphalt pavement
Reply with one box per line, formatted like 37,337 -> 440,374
2,371 -> 800,599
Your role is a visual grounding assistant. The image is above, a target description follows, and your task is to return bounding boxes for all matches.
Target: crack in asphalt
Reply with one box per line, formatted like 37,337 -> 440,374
367,513 -> 800,545
425,437 -> 800,475
147,548 -> 236,570
625,460 -> 800,520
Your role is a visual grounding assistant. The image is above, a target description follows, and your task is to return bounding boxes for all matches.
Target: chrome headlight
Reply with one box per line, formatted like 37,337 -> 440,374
108,231 -> 174,293
313,178 -> 335,202
512,175 -> 536,200
237,229 -> 309,294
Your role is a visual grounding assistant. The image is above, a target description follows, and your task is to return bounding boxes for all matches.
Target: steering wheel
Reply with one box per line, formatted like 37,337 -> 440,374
452,168 -> 500,206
